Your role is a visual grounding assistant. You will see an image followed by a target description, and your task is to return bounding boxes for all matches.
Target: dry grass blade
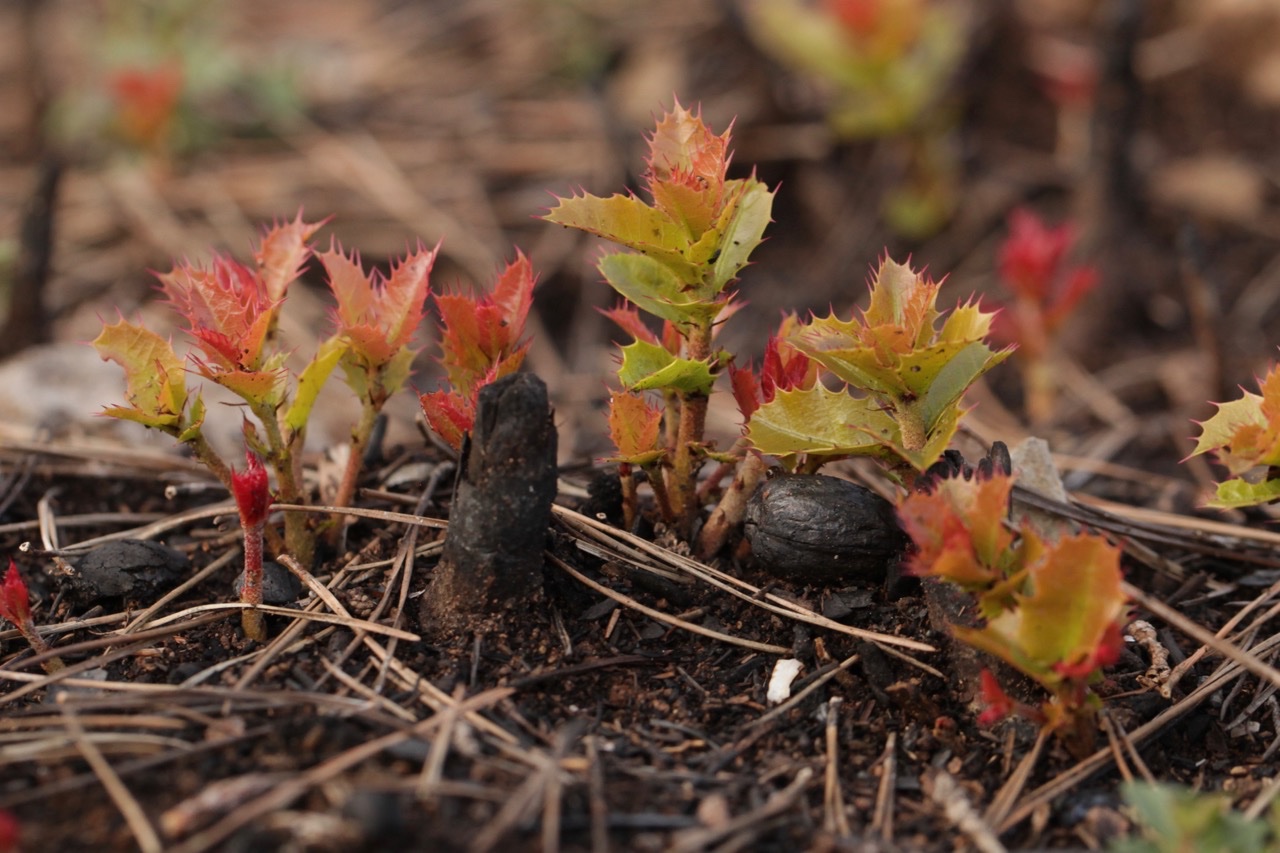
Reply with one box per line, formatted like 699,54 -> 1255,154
669,767 -> 813,853
143,602 -> 420,640
553,505 -> 936,654
1125,581 -> 1280,691
999,630 -> 1280,833
0,612 -> 231,706
52,502 -> 236,553
822,698 -> 852,837
984,728 -> 1047,829
870,730 -> 897,842
166,686 -> 516,853
1164,577 -> 1280,696
927,770 -> 1007,853
547,551 -> 789,654
58,695 -> 163,853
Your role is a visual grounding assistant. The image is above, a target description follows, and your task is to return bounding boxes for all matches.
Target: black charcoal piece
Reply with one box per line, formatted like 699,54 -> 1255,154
745,474 -> 908,583
64,539 -> 189,603
421,372 -> 557,630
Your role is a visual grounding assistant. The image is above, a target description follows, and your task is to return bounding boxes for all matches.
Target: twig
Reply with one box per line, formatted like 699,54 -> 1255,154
1127,581 -> 1280,692
547,552 -> 789,654
927,770 -> 1007,853
869,730 -> 896,843
58,695 -> 164,853
822,698 -> 851,837
670,768 -> 813,853
984,728 -> 1047,829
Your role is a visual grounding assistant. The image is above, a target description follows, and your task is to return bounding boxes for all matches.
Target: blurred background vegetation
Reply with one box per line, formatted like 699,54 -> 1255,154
4,0 -> 1280,501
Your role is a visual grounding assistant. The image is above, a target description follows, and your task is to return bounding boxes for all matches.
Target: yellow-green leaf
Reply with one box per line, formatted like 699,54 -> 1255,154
284,336 -> 348,434
617,341 -> 714,394
93,319 -> 188,430
545,194 -> 698,280
746,386 -> 890,458
599,254 -> 721,328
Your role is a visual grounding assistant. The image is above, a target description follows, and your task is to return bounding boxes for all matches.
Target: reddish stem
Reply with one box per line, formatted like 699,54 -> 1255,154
240,520 -> 266,641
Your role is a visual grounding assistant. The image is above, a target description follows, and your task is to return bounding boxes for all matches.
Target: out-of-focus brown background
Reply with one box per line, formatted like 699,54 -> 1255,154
4,0 -> 1280,485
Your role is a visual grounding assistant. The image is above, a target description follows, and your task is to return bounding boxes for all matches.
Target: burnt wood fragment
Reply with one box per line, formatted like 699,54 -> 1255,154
420,372 -> 557,633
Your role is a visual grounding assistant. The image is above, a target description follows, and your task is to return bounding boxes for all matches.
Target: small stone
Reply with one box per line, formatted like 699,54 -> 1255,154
234,561 -> 302,605
61,539 -> 189,604
745,474 -> 909,584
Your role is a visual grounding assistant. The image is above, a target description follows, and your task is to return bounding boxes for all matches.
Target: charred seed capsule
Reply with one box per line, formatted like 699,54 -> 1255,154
744,474 -> 909,583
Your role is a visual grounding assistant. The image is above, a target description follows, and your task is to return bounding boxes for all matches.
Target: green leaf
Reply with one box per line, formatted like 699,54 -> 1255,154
176,393 -> 207,443
864,402 -> 961,471
284,336 -> 348,434
746,386 -> 891,457
599,253 -> 721,327
1209,477 -> 1280,509
617,340 -> 714,394
712,178 -> 775,291
1118,782 -> 1274,853
920,341 -> 1010,431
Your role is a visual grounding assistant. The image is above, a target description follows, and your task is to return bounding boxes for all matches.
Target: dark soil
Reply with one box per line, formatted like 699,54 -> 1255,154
4,1 -> 1280,851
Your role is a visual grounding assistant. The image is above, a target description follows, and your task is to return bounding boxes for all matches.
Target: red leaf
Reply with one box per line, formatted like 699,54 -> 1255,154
729,362 -> 762,421
231,451 -> 271,528
158,255 -> 278,372
601,303 -> 659,345
0,560 -> 31,628
254,213 -> 324,304
607,391 -> 664,459
108,63 -> 182,149
321,242 -> 437,366
976,669 -> 1014,726
897,474 -> 1014,587
645,100 -> 732,236
435,251 -> 536,394
419,388 -> 476,451
996,208 -> 1097,333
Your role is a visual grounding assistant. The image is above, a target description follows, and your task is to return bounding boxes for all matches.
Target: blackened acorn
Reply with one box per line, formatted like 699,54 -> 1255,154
744,474 -> 908,583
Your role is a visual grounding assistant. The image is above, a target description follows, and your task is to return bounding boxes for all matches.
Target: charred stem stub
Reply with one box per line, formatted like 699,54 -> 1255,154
420,372 -> 557,635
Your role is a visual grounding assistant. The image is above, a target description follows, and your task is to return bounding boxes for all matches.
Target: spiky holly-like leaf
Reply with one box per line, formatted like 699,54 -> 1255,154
598,254 -> 723,328
419,388 -> 476,452
93,319 -> 189,431
544,194 -> 700,281
955,531 -> 1126,687
1190,366 -> 1280,487
322,242 -> 437,368
606,391 -> 666,465
617,340 -> 715,395
158,256 -> 278,373
1209,477 -> 1280,509
746,386 -> 890,458
897,473 -> 1015,588
645,100 -> 731,238
711,179 -> 775,290
254,213 -> 324,304
284,337 -> 349,434
434,252 -> 536,395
